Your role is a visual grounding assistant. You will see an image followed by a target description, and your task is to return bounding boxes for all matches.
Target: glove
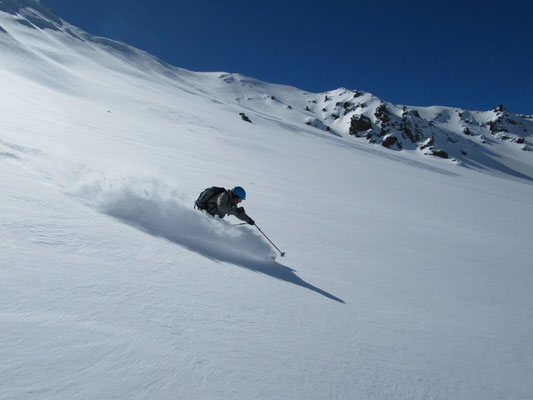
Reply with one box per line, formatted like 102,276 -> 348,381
248,218 -> 255,225
236,207 -> 244,213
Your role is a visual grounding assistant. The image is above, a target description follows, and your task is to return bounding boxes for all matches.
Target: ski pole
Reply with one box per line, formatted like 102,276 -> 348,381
255,224 -> 286,257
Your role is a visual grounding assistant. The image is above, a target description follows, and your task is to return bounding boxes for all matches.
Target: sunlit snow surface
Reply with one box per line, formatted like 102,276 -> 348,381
1,2 -> 533,399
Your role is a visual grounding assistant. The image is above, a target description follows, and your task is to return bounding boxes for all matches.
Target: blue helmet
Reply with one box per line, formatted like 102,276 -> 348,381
232,186 -> 246,200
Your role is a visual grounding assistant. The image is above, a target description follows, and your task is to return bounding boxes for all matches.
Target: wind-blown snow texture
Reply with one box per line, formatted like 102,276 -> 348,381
1,1 -> 533,399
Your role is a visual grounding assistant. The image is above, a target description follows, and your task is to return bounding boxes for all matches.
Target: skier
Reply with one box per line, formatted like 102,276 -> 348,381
195,186 -> 255,225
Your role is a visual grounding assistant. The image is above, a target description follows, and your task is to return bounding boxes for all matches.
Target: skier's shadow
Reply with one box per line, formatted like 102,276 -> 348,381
101,202 -> 344,304
220,254 -> 345,304
174,242 -> 345,304
249,261 -> 345,304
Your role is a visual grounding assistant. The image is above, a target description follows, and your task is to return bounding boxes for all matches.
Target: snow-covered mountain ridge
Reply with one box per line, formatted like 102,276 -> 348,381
1,0 -> 532,182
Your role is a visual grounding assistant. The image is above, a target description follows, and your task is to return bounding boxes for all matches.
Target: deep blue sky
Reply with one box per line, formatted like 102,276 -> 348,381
42,0 -> 532,114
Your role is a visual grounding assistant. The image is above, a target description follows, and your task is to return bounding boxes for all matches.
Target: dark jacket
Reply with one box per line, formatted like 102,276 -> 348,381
206,190 -> 254,224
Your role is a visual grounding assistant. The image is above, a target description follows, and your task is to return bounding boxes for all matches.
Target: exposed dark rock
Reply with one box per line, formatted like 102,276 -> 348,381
342,101 -> 356,115
488,120 -> 509,134
430,149 -> 449,158
382,135 -> 402,149
402,107 -> 421,119
419,137 -> 435,150
419,145 -> 449,158
239,113 -> 252,123
335,101 -> 356,114
418,136 -> 448,158
375,104 -> 391,124
379,127 -> 389,137
349,115 -> 372,136
305,118 -> 330,132
399,117 -> 424,143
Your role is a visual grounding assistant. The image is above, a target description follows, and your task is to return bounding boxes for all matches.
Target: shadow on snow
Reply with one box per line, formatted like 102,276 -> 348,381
92,183 -> 344,303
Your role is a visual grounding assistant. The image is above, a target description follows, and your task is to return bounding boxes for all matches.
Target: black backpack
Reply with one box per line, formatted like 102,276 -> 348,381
194,187 -> 227,211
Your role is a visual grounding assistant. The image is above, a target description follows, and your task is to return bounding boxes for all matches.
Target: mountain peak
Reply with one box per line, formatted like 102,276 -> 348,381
1,1 -> 532,181
0,0 -> 62,29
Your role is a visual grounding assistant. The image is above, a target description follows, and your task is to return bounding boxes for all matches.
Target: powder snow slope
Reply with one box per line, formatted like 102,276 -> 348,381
1,1 -> 533,400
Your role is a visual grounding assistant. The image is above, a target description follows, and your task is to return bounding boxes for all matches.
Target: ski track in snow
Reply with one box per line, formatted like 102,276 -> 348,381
73,175 -> 276,262
70,174 -> 345,303
1,135 -> 346,304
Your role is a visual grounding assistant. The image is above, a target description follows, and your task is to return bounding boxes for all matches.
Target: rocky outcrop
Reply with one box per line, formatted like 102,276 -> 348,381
239,113 -> 252,123
382,135 -> 402,149
302,89 -> 531,167
349,115 -> 372,136
305,117 -> 330,131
